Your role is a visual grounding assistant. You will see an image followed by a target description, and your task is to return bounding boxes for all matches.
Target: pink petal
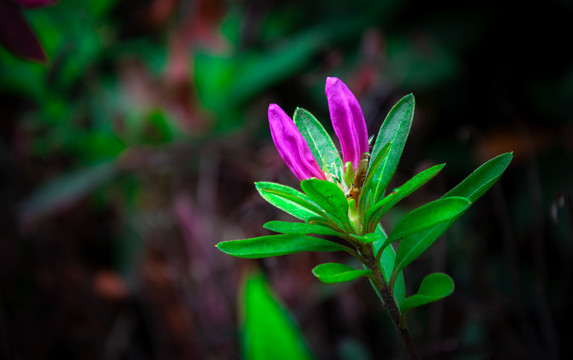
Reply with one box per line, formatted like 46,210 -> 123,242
268,104 -> 326,181
325,77 -> 368,171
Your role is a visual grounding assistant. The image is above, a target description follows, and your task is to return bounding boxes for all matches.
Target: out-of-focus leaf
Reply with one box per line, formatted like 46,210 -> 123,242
19,161 -> 117,222
216,234 -> 348,258
294,107 -> 343,180
387,36 -> 459,90
312,263 -> 371,284
195,27 -> 326,124
241,269 -> 314,360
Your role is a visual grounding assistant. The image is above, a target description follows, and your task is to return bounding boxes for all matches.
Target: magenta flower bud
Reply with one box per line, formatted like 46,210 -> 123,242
268,104 -> 326,181
325,77 -> 369,171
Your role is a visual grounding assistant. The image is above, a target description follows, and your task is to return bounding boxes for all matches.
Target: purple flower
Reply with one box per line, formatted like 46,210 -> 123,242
269,77 -> 368,181
325,77 -> 369,172
268,104 -> 326,181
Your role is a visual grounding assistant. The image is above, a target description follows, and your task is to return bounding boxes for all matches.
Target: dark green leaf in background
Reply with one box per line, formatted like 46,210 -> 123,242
19,161 -> 117,223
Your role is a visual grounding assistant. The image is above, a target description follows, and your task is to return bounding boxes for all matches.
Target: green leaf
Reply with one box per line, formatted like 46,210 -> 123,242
444,152 -> 513,202
241,269 -> 314,360
386,197 -> 471,246
255,182 -> 322,221
300,179 -> 351,230
312,263 -> 371,284
369,94 -> 415,204
294,107 -> 343,180
389,153 -> 513,284
400,273 -> 454,324
365,163 -> 445,231
389,198 -> 470,280
216,234 -> 348,258
19,161 -> 116,222
372,225 -> 406,305
263,220 -> 342,237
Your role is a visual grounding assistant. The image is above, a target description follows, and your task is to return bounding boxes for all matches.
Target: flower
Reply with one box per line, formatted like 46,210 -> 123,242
268,103 -> 326,181
269,77 -> 368,181
325,77 -> 369,172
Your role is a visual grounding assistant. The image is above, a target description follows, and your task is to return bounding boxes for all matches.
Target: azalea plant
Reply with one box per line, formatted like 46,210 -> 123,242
217,77 -> 512,359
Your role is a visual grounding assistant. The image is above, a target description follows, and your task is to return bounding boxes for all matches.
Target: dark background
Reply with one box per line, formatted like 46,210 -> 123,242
1,0 -> 572,359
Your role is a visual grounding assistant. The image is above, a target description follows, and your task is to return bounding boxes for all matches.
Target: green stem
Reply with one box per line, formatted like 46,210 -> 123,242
362,245 -> 420,360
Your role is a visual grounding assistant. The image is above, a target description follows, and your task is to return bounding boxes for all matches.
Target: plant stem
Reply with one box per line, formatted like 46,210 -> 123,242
362,245 -> 420,360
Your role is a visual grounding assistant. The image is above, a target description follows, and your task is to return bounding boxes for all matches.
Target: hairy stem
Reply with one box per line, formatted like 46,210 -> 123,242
362,245 -> 420,360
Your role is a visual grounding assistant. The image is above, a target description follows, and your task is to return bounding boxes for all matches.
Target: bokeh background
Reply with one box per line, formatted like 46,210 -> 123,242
1,0 -> 572,359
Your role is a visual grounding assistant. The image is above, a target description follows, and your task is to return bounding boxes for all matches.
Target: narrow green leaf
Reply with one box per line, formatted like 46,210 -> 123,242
312,263 -> 371,284
372,225 -> 406,305
386,197 -> 471,246
256,182 -> 322,221
216,234 -> 348,258
394,197 -> 470,281
390,153 -> 513,282
241,269 -> 314,360
263,220 -> 342,237
365,163 -> 445,231
400,273 -> 454,321
300,179 -> 350,230
444,152 -> 513,202
369,94 -> 415,204
294,107 -> 343,180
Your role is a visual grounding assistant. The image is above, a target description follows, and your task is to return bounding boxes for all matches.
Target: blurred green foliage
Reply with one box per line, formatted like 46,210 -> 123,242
240,268 -> 314,360
1,0 -> 572,359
